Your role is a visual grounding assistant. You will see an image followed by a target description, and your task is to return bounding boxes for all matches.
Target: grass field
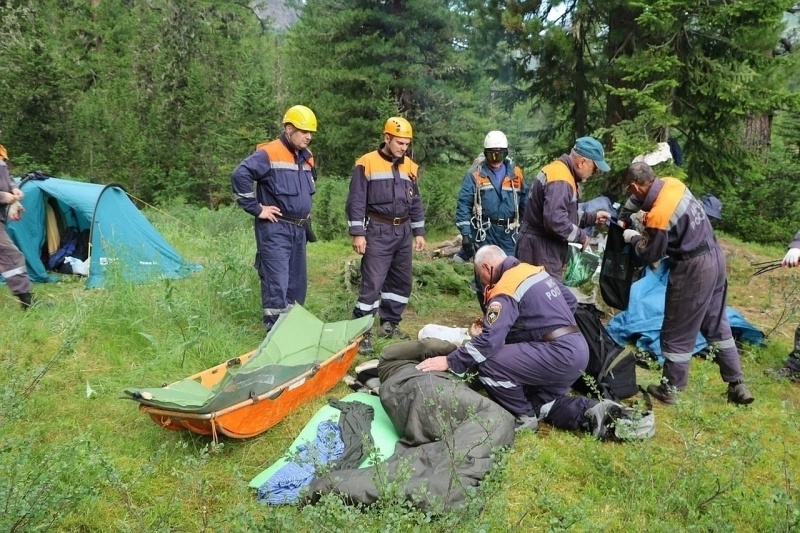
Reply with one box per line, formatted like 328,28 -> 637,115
3,202 -> 800,532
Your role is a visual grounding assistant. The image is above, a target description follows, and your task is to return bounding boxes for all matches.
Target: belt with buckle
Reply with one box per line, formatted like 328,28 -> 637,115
668,241 -> 710,262
275,215 -> 308,227
368,212 -> 410,226
540,325 -> 581,342
487,218 -> 512,226
506,324 -> 580,344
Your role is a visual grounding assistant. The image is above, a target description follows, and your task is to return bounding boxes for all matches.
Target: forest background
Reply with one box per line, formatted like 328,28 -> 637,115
1,0 -> 800,244
4,1 -> 800,531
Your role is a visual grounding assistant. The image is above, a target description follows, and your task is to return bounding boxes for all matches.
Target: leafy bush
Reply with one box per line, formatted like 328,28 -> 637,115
312,176 -> 350,242
714,149 -> 800,245
418,165 -> 463,234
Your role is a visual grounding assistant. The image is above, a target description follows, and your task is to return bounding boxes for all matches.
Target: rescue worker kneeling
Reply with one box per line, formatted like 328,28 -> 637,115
417,245 -> 597,431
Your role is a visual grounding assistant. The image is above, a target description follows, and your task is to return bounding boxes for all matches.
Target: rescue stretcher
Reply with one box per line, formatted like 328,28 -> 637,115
124,306 -> 372,442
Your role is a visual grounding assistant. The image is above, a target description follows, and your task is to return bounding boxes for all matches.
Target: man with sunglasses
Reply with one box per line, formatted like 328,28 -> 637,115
455,131 -> 527,309
516,136 -> 611,281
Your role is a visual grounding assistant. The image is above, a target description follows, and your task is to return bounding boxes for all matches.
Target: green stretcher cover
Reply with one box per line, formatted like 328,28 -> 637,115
123,306 -> 373,413
248,392 -> 400,489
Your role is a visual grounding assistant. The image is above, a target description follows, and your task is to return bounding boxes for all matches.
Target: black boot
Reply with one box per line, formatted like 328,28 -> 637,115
17,292 -> 33,310
358,333 -> 374,355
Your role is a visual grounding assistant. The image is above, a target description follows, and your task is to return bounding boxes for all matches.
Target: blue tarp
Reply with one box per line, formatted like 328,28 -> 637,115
7,175 -> 200,288
606,261 -> 764,363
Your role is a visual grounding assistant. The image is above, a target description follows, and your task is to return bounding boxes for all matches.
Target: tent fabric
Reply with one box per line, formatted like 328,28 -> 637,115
6,174 -> 200,288
606,261 -> 764,363
248,392 -> 400,490
124,305 -> 374,413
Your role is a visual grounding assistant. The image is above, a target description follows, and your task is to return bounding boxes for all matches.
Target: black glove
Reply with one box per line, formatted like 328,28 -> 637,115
460,234 -> 474,259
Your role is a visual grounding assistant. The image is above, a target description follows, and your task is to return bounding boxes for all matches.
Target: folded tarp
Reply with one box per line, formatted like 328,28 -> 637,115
606,261 -> 764,362
124,306 -> 373,413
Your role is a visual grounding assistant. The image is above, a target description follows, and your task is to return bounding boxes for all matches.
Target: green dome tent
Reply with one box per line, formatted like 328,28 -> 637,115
7,174 -> 200,288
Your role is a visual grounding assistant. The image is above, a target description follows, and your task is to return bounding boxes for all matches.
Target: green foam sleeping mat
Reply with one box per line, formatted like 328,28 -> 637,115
249,392 -> 399,489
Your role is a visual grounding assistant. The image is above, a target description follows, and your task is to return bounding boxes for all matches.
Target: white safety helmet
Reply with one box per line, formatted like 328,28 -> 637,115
483,130 -> 509,150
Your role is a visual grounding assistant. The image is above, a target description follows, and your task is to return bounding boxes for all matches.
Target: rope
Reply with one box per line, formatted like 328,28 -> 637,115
124,191 -> 198,231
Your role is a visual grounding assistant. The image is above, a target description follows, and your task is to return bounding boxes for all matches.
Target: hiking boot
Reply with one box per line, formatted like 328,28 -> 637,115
646,383 -> 677,405
17,292 -> 32,310
358,334 -> 374,355
764,366 -> 800,382
583,399 -> 623,439
377,322 -> 410,340
17,292 -> 52,311
727,382 -> 755,405
514,415 -> 539,433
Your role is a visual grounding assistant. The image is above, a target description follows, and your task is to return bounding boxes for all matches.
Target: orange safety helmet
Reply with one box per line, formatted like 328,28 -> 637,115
383,117 -> 413,139
282,105 -> 318,132
0,145 -> 7,161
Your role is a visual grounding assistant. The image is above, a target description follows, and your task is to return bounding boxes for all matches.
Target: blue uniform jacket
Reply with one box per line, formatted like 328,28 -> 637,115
455,159 -> 527,237
446,257 -> 578,374
628,177 -> 716,265
231,135 -> 316,220
345,145 -> 425,238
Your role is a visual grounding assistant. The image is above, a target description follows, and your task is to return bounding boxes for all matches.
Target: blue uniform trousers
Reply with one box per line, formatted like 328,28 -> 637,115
661,245 -> 744,388
478,332 -> 589,416
516,230 -> 569,281
353,221 -> 412,325
255,220 -> 307,329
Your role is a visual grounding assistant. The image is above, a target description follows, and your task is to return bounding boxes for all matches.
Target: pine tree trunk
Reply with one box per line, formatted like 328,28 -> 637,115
603,5 -> 639,130
742,113 -> 773,154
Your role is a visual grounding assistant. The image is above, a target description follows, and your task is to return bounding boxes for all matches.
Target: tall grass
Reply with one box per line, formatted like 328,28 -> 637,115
2,198 -> 800,531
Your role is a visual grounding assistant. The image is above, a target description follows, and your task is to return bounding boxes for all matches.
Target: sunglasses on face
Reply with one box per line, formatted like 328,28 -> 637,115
484,149 -> 508,164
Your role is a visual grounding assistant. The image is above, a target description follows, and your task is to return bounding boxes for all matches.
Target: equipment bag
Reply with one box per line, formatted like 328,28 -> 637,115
572,303 -> 638,401
599,223 -> 639,310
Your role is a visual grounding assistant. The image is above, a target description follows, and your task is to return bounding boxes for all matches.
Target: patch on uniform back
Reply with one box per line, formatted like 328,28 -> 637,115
486,302 -> 502,325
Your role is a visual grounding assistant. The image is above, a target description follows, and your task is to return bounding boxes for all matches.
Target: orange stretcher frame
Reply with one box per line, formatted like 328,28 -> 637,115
139,336 -> 364,443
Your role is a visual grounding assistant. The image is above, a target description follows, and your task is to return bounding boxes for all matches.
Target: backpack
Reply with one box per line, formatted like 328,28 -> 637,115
583,387 -> 656,441
599,223 -> 639,310
572,303 -> 638,401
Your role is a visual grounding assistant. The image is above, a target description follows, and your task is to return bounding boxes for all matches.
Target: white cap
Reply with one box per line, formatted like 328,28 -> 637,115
632,142 -> 673,166
484,130 -> 508,150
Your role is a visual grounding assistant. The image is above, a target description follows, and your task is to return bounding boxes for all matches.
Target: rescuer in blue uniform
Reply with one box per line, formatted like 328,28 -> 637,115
455,131 -> 527,309
231,105 -> 317,331
346,117 -> 426,354
620,162 -> 754,405
516,136 -> 611,280
0,144 -> 35,309
416,245 -> 596,431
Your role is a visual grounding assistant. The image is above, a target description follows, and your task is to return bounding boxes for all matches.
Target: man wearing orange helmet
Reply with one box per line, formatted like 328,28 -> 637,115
0,143 -> 35,309
231,105 -> 318,331
347,117 -> 426,353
